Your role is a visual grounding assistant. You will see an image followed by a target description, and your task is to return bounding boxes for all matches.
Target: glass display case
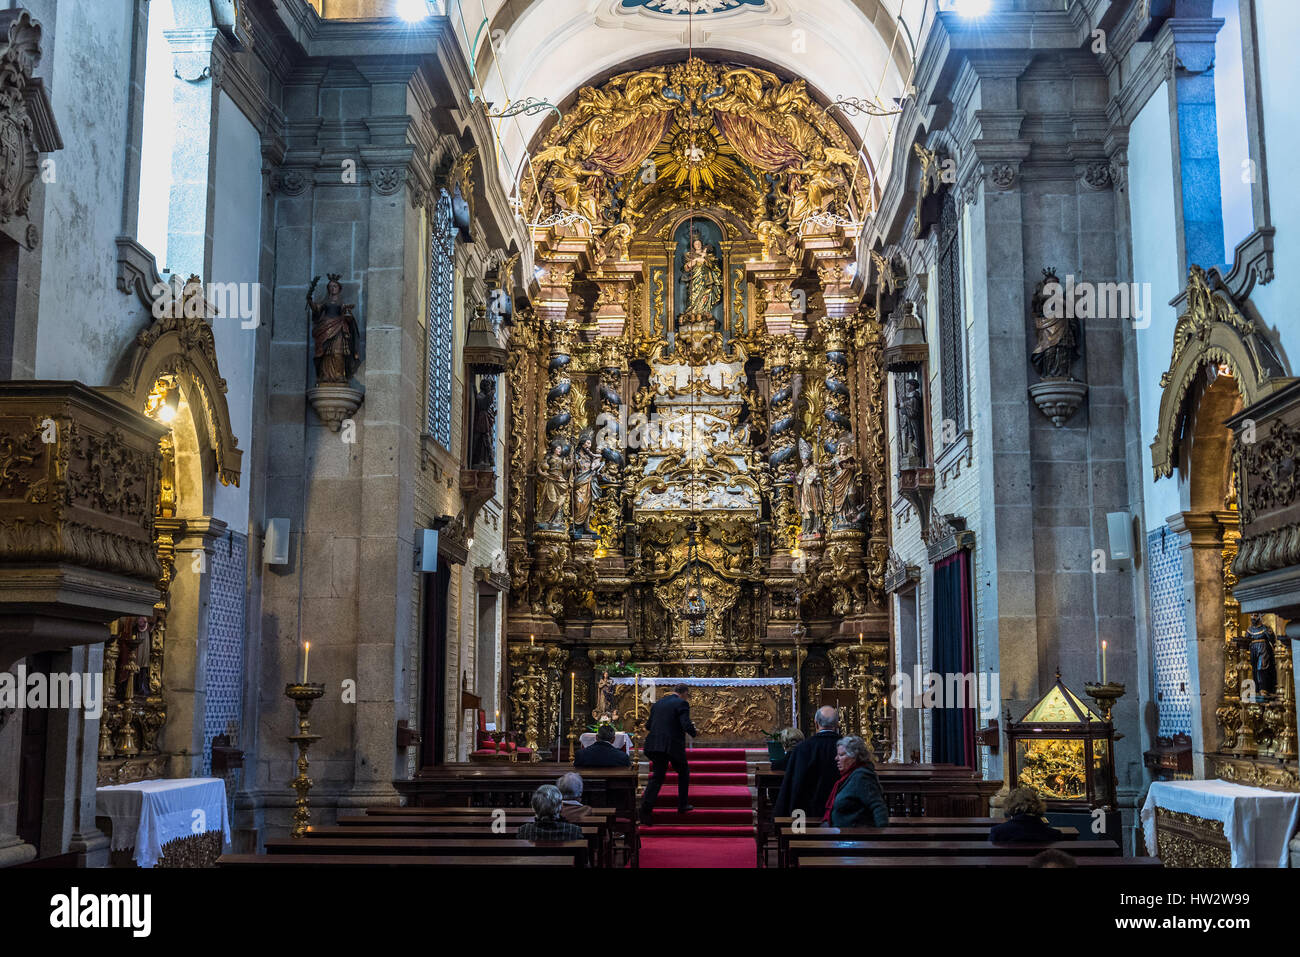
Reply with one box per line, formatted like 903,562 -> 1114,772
1005,671 -> 1117,810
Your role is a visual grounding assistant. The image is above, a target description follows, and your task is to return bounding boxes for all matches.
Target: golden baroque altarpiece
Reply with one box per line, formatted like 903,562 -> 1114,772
500,58 -> 892,752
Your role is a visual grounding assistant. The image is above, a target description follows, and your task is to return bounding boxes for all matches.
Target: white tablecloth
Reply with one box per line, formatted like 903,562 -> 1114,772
1141,779 -> 1300,867
96,778 -> 231,868
578,731 -> 632,752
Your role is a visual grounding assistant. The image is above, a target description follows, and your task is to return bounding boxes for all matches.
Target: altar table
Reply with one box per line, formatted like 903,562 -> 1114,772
96,777 -> 231,868
609,676 -> 796,744
578,731 -> 633,752
1141,779 -> 1300,867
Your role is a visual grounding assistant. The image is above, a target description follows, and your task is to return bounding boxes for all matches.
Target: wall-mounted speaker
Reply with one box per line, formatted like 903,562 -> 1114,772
1106,511 -> 1133,563
418,528 -> 439,573
264,517 -> 290,566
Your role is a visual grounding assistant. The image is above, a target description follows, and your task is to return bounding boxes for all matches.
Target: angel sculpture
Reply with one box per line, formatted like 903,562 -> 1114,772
788,148 -> 855,224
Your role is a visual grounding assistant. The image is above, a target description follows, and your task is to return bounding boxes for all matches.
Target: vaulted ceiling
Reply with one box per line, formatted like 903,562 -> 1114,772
446,0 -> 929,202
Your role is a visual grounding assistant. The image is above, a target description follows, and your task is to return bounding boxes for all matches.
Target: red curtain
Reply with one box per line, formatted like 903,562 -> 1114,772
712,110 -> 804,171
932,550 -> 975,767
588,111 -> 674,175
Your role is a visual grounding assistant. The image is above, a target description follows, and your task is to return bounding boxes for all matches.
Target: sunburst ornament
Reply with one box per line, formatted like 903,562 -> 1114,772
653,128 -> 747,192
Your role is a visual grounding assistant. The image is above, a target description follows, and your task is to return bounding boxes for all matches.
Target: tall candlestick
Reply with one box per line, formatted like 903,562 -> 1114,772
1101,640 -> 1108,684
569,672 -> 575,721
302,641 -> 310,684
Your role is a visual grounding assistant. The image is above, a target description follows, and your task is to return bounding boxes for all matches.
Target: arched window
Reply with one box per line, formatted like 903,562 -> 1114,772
426,189 -> 455,447
936,192 -> 966,438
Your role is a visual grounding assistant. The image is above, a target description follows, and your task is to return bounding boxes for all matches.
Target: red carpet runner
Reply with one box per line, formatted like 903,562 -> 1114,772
637,747 -> 756,868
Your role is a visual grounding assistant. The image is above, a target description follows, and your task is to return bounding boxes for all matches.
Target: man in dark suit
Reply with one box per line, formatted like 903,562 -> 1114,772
639,683 -> 698,823
574,723 -> 632,768
773,706 -> 840,818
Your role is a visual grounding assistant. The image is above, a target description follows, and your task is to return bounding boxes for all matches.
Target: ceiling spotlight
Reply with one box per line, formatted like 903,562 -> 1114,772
952,0 -> 991,16
396,0 -> 431,22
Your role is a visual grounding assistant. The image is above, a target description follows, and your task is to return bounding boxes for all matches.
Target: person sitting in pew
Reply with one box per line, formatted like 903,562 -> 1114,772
768,727 -> 805,771
990,788 -> 1064,844
557,772 -> 590,823
517,785 -> 583,843
1029,849 -> 1076,868
825,735 -> 889,828
574,723 -> 632,768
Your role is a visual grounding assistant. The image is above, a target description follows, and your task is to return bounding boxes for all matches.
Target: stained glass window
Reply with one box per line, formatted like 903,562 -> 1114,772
426,189 -> 455,447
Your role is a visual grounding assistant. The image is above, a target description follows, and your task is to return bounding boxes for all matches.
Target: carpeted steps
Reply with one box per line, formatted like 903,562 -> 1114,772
638,746 -> 756,864
650,784 -> 752,808
664,771 -> 747,786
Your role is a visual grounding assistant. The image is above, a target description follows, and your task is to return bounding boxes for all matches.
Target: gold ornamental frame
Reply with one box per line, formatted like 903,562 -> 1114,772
1151,264 -> 1292,481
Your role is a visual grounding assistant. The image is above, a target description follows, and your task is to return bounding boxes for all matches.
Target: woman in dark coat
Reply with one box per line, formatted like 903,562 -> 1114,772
825,735 -> 889,827
990,787 -> 1064,843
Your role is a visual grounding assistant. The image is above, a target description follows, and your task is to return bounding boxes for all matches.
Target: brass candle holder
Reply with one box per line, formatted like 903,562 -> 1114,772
566,723 -> 580,763
1084,681 -> 1126,740
285,682 -> 325,837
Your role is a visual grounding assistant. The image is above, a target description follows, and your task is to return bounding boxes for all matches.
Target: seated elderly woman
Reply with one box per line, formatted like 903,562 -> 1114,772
516,784 -> 584,842
767,726 -> 805,770
824,735 -> 889,827
989,787 -> 1064,844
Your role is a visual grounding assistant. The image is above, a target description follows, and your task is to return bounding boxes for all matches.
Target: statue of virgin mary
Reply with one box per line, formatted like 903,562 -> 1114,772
680,230 -> 723,321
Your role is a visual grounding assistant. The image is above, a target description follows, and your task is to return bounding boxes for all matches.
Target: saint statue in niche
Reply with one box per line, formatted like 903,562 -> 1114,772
307,274 -> 361,383
1240,613 -> 1278,698
470,376 -> 497,468
826,431 -> 864,529
680,230 -> 723,321
570,431 -> 603,537
794,438 -> 824,537
896,377 -> 926,465
535,444 -> 571,529
595,670 -> 616,721
1030,268 -> 1082,380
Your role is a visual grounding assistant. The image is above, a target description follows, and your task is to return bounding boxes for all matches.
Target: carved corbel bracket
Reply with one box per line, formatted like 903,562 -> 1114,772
459,467 -> 496,534
897,467 -> 935,537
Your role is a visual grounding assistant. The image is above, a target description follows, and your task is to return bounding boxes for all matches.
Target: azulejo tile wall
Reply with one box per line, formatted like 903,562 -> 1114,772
1148,526 -> 1191,736
203,531 -> 247,774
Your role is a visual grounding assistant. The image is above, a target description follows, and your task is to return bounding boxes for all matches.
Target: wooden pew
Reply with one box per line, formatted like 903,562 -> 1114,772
362,805 -> 617,819
773,824 -> 1079,868
799,855 -> 1162,868
774,815 -> 1002,827
342,808 -> 618,866
303,825 -> 607,868
264,837 -> 589,866
218,853 -> 577,868
754,764 -> 1003,866
394,767 -> 640,866
786,839 -> 1120,867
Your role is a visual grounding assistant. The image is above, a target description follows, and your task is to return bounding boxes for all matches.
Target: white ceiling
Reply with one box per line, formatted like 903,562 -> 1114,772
446,0 -> 935,204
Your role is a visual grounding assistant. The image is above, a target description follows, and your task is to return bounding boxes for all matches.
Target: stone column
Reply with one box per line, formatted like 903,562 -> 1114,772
959,78 -> 1036,718
160,516 -> 228,776
1168,510 -> 1228,778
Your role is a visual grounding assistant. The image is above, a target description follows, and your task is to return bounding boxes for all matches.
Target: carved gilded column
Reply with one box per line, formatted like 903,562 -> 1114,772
505,309 -> 540,605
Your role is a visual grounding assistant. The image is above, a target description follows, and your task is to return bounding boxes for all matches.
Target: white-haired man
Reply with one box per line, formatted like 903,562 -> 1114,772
556,771 -> 591,823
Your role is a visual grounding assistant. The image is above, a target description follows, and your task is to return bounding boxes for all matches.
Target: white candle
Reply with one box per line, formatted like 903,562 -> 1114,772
302,641 -> 310,684
1101,640 -> 1108,684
